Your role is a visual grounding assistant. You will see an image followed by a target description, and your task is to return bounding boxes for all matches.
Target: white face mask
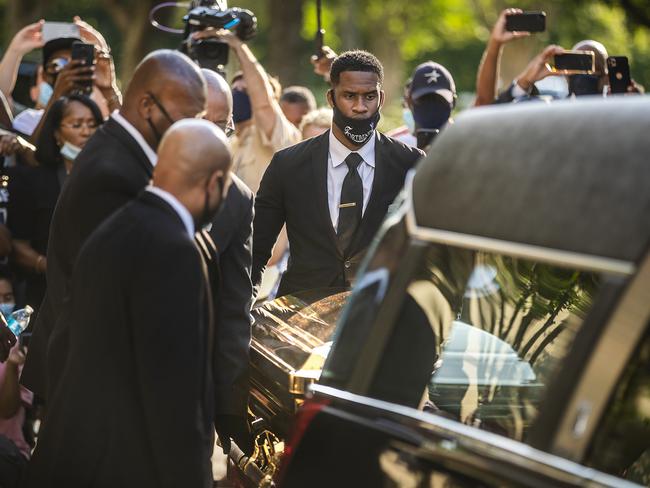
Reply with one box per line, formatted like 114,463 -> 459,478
60,141 -> 82,161
402,108 -> 415,134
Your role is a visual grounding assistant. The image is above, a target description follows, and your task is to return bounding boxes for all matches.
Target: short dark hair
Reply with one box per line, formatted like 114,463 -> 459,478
329,50 -> 384,86
280,86 -> 317,111
35,95 -> 104,169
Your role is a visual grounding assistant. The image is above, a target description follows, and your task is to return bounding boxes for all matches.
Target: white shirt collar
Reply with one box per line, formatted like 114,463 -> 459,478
145,186 -> 195,236
111,110 -> 158,167
329,129 -> 376,169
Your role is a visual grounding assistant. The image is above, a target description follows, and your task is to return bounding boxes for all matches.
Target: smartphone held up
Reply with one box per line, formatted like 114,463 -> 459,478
505,11 -> 546,33
607,56 -> 632,94
548,50 -> 595,75
42,21 -> 80,43
71,41 -> 96,95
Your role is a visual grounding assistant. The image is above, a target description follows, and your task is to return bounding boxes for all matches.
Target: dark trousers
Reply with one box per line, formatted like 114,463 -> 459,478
0,435 -> 28,488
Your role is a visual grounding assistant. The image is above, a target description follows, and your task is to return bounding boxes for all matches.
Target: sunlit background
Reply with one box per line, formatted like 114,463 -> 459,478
2,0 -> 649,128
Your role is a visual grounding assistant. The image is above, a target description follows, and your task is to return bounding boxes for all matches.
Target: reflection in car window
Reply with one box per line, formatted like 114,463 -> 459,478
586,327 -> 650,485
370,244 -> 603,443
321,215 -> 410,390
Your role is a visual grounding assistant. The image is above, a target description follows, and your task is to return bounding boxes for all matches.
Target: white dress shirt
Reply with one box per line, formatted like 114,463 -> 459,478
111,110 -> 158,167
145,185 -> 195,237
327,130 -> 376,230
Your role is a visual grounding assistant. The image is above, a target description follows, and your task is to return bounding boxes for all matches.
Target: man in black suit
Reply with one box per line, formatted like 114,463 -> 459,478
24,119 -> 233,488
252,50 -> 424,297
196,69 -> 254,453
21,50 -> 208,399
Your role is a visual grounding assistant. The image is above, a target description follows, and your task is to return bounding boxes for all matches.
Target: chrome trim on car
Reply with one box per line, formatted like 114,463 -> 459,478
402,170 -> 635,276
309,384 -> 640,488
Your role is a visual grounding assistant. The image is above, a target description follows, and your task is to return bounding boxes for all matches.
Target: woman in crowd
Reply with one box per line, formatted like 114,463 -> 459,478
0,272 -> 31,488
8,95 -> 103,313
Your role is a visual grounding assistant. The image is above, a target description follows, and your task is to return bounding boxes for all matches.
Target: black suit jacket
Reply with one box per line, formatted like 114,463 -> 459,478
23,118 -> 253,425
252,130 -> 424,297
24,192 -> 214,488
196,174 -> 254,418
22,117 -> 154,397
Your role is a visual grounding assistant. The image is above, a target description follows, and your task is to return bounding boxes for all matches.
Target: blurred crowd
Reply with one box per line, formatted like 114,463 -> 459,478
0,7 -> 645,487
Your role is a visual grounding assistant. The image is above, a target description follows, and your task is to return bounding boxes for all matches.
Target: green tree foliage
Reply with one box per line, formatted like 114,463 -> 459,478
1,0 -> 648,123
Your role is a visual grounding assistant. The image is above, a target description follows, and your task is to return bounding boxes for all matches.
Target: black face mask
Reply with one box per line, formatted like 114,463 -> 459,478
331,95 -> 381,146
412,95 -> 452,132
568,75 -> 601,96
199,176 -> 227,230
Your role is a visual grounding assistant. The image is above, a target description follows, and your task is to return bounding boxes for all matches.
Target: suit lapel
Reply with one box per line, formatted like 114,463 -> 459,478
313,130 -> 344,258
349,132 -> 385,255
104,117 -> 154,179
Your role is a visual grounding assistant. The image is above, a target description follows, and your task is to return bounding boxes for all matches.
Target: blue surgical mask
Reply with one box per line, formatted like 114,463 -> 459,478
402,108 -> 415,134
0,302 -> 15,318
37,82 -> 53,107
60,141 -> 82,161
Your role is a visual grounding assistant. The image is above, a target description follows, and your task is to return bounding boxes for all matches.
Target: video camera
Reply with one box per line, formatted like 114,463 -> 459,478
183,0 -> 257,73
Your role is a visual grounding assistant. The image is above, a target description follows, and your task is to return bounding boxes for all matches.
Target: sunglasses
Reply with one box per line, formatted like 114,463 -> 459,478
216,119 -> 235,138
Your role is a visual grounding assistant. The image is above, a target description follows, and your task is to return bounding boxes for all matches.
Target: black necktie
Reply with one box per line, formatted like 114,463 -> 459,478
337,152 -> 363,254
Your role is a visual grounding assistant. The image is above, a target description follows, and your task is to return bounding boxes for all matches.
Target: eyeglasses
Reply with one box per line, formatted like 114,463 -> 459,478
146,92 -> 175,125
45,57 -> 69,74
60,121 -> 99,130
215,119 -> 235,138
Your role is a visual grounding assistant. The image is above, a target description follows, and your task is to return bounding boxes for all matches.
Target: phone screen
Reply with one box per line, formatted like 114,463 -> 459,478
71,42 -> 95,95
505,12 -> 546,33
42,22 -> 80,43
553,52 -> 595,73
72,42 -> 95,66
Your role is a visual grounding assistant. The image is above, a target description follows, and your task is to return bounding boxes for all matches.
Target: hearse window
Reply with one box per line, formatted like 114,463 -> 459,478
368,244 -> 603,443
586,326 -> 650,485
321,217 -> 410,389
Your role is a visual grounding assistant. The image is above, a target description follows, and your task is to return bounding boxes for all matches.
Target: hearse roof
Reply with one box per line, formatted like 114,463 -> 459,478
412,97 -> 650,265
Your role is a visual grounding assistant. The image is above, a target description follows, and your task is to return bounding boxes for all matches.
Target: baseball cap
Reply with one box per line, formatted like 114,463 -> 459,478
42,37 -> 79,68
409,61 -> 456,105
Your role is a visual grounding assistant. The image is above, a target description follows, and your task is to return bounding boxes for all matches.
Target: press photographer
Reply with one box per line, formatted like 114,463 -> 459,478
192,30 -> 300,193
180,0 -> 256,73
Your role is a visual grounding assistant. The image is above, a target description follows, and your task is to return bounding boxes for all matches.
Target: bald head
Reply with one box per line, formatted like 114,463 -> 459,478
202,69 -> 233,131
120,50 -> 207,151
156,119 -> 231,188
126,50 -> 206,105
153,119 -> 232,226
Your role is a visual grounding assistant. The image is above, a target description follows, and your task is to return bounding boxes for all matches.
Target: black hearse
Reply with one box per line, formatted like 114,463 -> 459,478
232,97 -> 650,488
